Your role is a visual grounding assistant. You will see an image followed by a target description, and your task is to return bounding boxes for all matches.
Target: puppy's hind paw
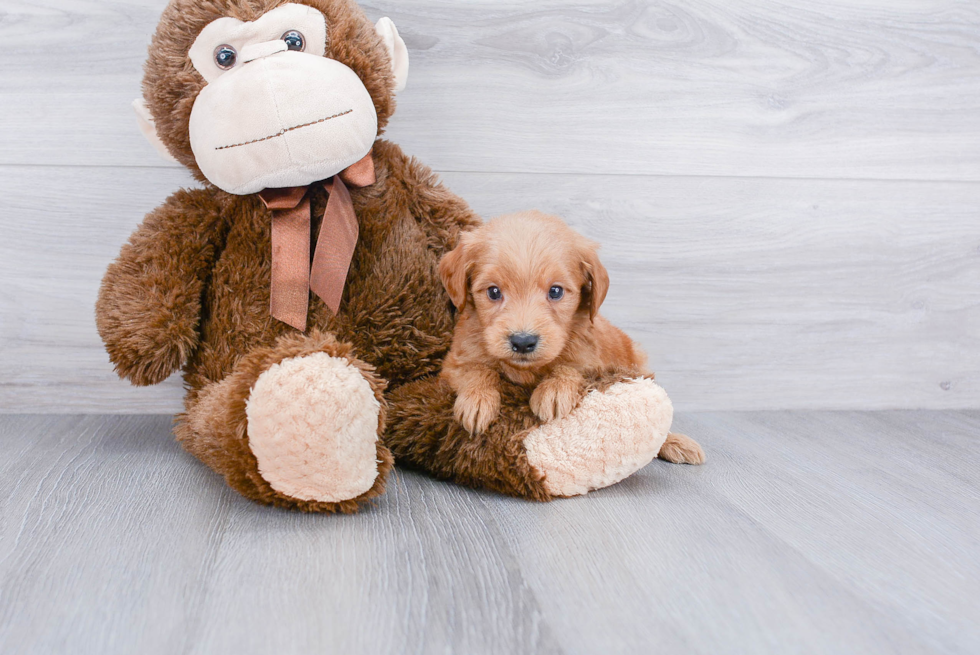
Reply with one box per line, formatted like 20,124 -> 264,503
454,389 -> 501,434
530,376 -> 584,422
658,432 -> 706,465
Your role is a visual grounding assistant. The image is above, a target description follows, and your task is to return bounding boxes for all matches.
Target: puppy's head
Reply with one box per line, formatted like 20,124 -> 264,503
439,210 -> 609,369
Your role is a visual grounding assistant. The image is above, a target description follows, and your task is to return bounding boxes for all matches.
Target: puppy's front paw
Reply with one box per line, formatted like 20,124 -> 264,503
530,376 -> 584,422
454,389 -> 501,434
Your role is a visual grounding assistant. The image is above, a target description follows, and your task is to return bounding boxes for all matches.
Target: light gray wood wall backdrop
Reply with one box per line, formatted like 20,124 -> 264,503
1,0 -> 978,412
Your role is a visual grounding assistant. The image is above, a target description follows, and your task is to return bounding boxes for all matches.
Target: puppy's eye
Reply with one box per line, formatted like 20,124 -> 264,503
549,285 -> 564,300
281,30 -> 305,52
214,45 -> 237,70
487,286 -> 502,301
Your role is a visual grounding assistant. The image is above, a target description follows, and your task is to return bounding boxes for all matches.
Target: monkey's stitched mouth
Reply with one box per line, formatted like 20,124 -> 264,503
215,109 -> 353,151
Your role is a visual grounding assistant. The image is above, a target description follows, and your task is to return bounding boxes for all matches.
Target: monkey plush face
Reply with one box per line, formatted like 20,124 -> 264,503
137,0 -> 408,195
187,3 -> 380,193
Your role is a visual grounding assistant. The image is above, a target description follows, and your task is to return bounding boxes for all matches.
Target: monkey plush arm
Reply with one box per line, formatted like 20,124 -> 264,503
386,376 -> 553,501
96,188 -> 228,386
386,371 -> 676,500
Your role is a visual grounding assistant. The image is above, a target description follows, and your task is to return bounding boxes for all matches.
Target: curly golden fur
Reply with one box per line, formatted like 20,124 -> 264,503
438,211 -> 705,463
438,211 -> 643,431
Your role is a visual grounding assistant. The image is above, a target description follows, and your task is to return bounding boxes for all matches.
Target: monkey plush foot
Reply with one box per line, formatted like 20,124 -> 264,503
523,377 -> 674,497
246,352 -> 384,503
177,331 -> 392,512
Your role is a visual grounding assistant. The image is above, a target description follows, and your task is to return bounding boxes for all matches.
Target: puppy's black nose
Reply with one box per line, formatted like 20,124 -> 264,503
509,332 -> 539,354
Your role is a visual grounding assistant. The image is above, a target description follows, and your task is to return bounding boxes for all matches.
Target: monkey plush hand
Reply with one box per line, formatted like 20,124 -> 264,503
97,0 -> 680,511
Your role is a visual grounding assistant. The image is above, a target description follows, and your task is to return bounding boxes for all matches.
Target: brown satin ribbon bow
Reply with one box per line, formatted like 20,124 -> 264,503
258,151 -> 376,331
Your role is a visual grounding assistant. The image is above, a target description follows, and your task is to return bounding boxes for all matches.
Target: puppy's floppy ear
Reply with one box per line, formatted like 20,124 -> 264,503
581,241 -> 609,321
439,236 -> 473,310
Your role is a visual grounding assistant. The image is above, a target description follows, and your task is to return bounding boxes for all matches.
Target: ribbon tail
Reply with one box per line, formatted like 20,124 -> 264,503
269,197 -> 312,331
339,150 -> 377,187
310,176 -> 359,315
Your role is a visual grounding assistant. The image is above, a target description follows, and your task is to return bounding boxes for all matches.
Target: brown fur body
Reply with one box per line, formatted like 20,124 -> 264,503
98,133 -> 491,509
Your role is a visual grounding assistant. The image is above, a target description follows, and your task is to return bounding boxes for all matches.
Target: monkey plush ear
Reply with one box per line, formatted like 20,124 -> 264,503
375,17 -> 409,93
132,98 -> 177,163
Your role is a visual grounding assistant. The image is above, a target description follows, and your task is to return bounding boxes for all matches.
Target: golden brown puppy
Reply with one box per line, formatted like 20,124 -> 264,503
438,211 -> 704,464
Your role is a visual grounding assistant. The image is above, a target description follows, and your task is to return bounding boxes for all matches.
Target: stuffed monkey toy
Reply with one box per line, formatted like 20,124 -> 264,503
97,0 -> 692,512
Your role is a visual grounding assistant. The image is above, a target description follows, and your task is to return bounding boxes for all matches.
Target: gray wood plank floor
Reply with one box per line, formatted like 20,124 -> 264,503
1,412 -> 977,654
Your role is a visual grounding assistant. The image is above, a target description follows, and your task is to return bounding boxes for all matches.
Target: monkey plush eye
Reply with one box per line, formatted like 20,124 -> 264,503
487,286 -> 502,301
548,285 -> 564,300
213,45 -> 237,70
282,30 -> 306,51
